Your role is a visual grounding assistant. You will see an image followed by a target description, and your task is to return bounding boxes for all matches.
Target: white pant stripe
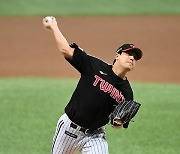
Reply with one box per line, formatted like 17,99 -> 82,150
52,120 -> 64,152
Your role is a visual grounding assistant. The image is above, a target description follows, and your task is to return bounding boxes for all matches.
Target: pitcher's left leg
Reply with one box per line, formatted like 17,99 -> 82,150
82,133 -> 109,154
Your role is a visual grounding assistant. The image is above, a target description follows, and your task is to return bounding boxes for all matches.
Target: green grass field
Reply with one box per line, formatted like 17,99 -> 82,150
0,0 -> 180,16
0,78 -> 179,154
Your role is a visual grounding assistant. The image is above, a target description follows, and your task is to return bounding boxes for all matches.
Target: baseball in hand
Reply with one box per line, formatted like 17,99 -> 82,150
45,16 -> 53,23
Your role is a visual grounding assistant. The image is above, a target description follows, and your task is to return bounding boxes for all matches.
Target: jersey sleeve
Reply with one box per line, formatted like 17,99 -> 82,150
65,43 -> 91,74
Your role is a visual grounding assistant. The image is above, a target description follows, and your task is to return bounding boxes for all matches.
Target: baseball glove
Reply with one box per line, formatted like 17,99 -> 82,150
109,100 -> 141,127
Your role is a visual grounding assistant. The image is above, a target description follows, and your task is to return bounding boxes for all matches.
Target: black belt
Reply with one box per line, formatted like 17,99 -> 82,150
70,122 -> 103,134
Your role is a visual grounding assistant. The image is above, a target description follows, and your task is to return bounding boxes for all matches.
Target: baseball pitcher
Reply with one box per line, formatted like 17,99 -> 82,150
43,16 -> 143,154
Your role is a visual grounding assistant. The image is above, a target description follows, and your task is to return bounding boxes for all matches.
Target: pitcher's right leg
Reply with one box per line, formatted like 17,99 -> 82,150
51,114 -> 78,154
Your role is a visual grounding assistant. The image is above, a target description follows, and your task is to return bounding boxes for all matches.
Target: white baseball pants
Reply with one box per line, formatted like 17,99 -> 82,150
51,114 -> 109,154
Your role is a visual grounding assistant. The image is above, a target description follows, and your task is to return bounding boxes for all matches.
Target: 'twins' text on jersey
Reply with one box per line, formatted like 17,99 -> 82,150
93,75 -> 125,102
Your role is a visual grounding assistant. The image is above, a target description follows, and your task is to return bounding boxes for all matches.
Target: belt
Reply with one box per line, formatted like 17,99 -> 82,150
70,122 -> 103,134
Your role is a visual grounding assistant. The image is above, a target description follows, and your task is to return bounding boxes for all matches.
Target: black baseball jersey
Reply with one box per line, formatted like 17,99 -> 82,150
65,43 -> 133,129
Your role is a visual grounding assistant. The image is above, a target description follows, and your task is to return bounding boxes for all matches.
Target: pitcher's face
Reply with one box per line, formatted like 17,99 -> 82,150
115,51 -> 137,71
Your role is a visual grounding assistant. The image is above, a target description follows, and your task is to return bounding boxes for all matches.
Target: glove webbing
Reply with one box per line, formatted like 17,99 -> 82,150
113,101 -> 141,123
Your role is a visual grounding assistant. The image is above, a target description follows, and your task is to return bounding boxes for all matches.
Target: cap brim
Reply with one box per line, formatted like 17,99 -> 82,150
132,48 -> 142,60
124,48 -> 143,60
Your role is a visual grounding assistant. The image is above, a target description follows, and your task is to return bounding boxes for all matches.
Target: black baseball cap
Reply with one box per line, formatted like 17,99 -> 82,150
116,44 -> 143,60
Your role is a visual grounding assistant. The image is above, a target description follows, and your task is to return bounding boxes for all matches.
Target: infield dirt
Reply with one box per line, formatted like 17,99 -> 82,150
0,16 -> 180,83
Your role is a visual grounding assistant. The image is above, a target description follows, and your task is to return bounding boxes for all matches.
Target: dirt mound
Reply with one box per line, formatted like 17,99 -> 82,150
0,16 -> 180,83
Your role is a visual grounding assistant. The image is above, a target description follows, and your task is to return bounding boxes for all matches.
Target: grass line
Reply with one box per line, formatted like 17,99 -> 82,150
0,0 -> 180,16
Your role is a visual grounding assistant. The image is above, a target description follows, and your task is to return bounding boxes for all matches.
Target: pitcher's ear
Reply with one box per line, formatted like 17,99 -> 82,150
115,53 -> 119,59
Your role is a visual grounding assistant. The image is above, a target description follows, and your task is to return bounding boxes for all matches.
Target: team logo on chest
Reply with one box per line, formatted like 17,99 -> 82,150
93,75 -> 125,103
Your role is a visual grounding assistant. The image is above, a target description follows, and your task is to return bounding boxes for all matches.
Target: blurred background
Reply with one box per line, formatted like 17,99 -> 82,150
0,0 -> 179,154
